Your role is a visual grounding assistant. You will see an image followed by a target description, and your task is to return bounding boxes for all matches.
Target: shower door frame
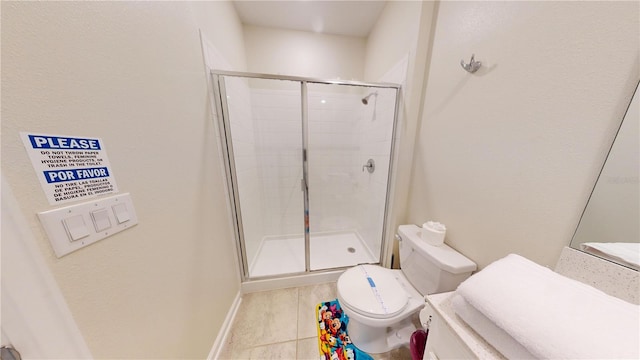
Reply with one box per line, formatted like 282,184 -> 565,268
211,69 -> 401,282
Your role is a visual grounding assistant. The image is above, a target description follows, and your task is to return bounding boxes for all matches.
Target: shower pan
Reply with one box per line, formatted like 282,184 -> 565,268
211,70 -> 400,280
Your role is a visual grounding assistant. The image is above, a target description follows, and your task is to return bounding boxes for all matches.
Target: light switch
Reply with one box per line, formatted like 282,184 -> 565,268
62,215 -> 90,241
91,208 -> 111,232
38,193 -> 138,258
112,203 -> 130,224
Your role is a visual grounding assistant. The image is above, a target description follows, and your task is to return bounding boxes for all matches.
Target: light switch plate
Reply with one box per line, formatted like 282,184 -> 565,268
38,193 -> 138,258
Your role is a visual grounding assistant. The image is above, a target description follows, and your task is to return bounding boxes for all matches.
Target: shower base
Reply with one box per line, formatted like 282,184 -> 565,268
249,231 -> 377,278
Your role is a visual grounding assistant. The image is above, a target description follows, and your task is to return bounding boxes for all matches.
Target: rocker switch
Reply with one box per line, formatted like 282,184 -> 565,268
62,215 -> 90,241
91,208 -> 111,232
112,203 -> 130,224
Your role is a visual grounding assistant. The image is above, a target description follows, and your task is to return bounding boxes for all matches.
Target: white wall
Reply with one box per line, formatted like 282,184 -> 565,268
363,1 -> 424,83
1,1 -> 246,358
243,25 -> 366,79
407,1 -> 640,269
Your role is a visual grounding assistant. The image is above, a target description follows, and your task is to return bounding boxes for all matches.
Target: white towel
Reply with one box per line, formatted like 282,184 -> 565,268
452,294 -> 535,359
580,242 -> 640,269
455,254 -> 640,359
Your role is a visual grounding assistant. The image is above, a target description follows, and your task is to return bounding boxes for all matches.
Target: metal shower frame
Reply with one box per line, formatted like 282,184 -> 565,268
210,69 -> 402,282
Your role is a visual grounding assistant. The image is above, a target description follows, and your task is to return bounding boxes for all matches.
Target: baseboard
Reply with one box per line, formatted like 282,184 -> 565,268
207,291 -> 242,360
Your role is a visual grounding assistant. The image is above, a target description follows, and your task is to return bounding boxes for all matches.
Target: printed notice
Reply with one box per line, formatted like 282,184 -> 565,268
21,132 -> 119,205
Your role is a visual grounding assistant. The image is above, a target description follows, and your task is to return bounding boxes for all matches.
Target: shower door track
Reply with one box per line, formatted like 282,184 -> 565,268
210,69 -> 402,282
211,69 -> 401,90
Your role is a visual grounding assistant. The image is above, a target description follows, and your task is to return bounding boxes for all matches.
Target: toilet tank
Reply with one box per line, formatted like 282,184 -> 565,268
398,224 -> 476,295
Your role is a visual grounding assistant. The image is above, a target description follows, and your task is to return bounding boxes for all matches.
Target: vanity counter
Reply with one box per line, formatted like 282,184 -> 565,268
423,292 -> 505,360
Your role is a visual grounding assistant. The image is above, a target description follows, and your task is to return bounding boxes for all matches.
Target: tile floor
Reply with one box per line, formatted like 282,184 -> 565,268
218,282 -> 413,359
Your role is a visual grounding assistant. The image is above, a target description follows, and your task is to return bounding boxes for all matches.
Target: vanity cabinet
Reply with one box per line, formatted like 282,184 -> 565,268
422,293 -> 504,360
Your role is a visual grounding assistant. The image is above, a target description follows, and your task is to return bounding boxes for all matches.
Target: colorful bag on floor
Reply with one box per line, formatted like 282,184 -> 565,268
316,299 -> 373,360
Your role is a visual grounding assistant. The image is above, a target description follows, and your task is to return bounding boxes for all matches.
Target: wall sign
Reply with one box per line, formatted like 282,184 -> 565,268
20,132 -> 119,205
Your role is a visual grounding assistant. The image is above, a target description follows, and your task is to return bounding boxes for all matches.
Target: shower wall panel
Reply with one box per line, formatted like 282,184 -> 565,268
250,89 -> 304,237
307,91 -> 361,233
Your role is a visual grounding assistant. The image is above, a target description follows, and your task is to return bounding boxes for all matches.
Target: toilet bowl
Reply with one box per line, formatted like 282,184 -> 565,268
337,265 -> 425,354
336,224 -> 477,354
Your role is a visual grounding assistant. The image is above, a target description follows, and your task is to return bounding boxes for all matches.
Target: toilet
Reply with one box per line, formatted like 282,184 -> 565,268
336,224 -> 477,354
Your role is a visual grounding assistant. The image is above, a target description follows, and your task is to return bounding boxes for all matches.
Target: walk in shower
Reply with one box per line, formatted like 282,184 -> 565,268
211,71 -> 400,280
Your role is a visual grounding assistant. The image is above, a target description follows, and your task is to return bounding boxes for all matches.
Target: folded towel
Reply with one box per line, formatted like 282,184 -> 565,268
455,254 -> 639,359
452,294 -> 534,359
580,242 -> 640,269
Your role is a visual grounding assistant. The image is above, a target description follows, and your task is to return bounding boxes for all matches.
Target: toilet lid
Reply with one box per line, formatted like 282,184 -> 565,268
337,265 -> 408,319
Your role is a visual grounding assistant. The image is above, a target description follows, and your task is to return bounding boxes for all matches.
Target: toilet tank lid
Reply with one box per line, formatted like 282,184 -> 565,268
398,224 -> 477,274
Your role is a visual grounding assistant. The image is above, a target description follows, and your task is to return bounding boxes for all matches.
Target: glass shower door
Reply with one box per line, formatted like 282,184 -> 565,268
217,75 -> 305,278
306,83 -> 398,270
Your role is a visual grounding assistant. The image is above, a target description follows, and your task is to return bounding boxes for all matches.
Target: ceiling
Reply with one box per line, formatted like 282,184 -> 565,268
232,1 -> 387,37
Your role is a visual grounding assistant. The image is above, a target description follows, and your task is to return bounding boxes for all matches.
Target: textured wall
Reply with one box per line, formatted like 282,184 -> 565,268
407,1 -> 640,269
243,25 -> 366,80
1,2 -> 246,358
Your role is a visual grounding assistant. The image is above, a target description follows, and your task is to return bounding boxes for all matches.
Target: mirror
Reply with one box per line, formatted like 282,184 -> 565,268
570,81 -> 639,270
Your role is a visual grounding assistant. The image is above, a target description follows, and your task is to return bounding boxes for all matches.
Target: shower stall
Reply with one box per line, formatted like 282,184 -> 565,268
211,70 -> 400,280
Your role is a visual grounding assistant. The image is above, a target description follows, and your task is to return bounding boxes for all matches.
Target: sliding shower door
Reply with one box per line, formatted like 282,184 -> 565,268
213,71 -> 400,280
306,83 -> 398,270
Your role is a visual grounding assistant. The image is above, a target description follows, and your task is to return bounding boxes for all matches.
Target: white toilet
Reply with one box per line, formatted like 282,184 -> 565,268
336,224 -> 477,354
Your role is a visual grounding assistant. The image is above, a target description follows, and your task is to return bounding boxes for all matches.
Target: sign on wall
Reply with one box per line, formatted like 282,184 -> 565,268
20,132 -> 119,205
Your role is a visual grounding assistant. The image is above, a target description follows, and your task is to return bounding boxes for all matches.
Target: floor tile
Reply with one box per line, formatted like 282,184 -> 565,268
218,344 -> 251,360
218,281 -> 422,360
370,346 -> 412,360
297,337 -> 320,359
297,282 -> 338,338
222,287 -> 299,354
218,340 -> 298,360
249,340 -> 297,359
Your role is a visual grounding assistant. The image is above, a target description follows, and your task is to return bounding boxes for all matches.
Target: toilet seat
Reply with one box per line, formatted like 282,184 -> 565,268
337,265 -> 408,319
